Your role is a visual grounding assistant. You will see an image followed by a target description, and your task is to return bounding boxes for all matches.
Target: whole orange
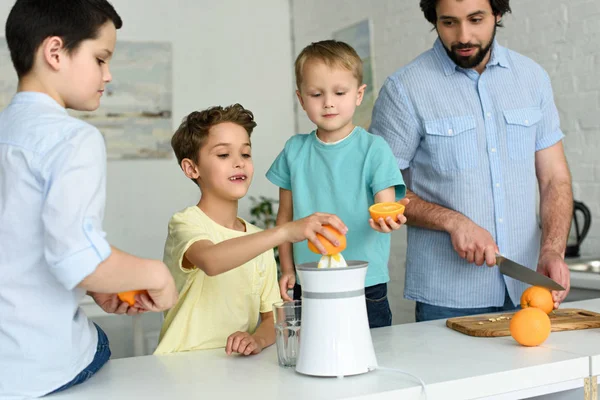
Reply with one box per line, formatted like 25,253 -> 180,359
509,307 -> 551,346
520,286 -> 553,314
307,225 -> 347,256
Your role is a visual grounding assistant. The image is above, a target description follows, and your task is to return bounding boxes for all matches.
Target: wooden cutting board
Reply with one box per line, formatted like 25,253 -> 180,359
446,308 -> 600,337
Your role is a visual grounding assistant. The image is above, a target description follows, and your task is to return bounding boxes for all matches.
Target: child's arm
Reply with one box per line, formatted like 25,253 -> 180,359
78,246 -> 178,312
277,188 -> 296,301
185,212 -> 347,277
225,311 -> 275,356
369,187 -> 410,233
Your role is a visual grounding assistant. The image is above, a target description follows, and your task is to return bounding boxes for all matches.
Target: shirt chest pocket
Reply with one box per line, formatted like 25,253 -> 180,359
503,108 -> 542,161
424,115 -> 477,172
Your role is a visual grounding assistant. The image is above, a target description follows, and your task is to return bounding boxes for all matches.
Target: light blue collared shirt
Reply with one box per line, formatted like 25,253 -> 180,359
0,92 -> 112,398
371,39 -> 564,308
266,127 -> 405,287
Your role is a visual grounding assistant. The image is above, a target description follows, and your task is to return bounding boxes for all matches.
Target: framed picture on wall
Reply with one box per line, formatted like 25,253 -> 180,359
333,18 -> 376,130
0,39 -> 173,160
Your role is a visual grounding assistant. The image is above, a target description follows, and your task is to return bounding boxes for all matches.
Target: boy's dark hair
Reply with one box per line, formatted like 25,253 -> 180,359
5,0 -> 123,78
420,0 -> 511,27
171,104 -> 257,167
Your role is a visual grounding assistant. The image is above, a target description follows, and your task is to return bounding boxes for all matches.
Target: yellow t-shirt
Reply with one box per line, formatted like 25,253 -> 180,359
154,206 -> 281,354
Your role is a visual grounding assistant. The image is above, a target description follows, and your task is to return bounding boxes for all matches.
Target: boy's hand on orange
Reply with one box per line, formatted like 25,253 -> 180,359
134,262 -> 179,312
368,213 -> 407,233
307,224 -> 347,256
90,292 -> 147,316
226,331 -> 262,356
279,273 -> 296,302
284,212 -> 347,255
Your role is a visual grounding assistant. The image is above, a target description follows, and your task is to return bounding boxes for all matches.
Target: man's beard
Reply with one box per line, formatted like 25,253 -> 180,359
443,25 -> 496,69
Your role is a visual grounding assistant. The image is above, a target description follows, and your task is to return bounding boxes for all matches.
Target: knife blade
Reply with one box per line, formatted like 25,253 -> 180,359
495,253 -> 565,291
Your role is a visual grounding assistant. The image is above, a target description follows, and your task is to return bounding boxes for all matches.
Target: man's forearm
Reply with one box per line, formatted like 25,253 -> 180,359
539,178 -> 573,256
404,189 -> 464,233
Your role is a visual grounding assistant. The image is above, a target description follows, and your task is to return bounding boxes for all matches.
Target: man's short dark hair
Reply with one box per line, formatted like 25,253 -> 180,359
420,0 -> 511,27
5,0 -> 123,78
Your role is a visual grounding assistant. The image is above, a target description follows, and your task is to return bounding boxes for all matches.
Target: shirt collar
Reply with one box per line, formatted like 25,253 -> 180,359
433,37 -> 509,76
11,92 -> 67,114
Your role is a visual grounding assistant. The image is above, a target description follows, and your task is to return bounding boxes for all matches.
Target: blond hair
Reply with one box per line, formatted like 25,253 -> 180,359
294,40 -> 363,90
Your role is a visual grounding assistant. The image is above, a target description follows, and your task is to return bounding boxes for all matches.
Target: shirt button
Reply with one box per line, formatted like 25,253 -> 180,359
486,112 -> 491,118
448,129 -> 453,135
491,147 -> 497,152
498,218 -> 504,223
495,183 -> 500,188
525,120 -> 529,124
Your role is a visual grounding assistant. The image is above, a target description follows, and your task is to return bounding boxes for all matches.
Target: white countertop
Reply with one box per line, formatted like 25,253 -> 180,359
48,303 -> 596,400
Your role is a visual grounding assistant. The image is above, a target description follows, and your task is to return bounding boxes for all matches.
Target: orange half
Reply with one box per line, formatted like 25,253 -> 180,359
307,225 -> 347,256
369,202 -> 405,222
118,290 -> 146,306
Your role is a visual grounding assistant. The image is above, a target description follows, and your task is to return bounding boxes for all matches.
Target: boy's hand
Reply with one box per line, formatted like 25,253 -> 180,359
369,198 -> 409,233
283,212 -> 347,255
226,332 -> 263,356
279,272 -> 296,302
135,261 -> 179,312
369,214 -> 407,233
89,292 -> 147,315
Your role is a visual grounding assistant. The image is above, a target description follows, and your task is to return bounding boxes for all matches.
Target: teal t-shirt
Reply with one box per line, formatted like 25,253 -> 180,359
266,127 -> 406,287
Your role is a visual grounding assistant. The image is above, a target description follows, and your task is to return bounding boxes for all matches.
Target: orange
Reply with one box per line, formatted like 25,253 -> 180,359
509,307 -> 551,347
307,225 -> 347,256
118,290 -> 146,306
369,202 -> 405,222
520,286 -> 554,315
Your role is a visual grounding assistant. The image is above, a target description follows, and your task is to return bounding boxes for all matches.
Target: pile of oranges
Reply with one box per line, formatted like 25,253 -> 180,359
509,286 -> 554,347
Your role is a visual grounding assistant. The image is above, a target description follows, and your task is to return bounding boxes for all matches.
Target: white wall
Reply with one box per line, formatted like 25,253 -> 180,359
0,0 -> 295,357
291,0 -> 600,324
0,0 -> 295,260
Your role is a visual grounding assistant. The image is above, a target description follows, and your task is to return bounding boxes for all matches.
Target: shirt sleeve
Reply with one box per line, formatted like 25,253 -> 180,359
266,141 -> 292,191
535,69 -> 565,151
41,127 -> 111,290
165,212 -> 212,274
260,250 -> 282,313
369,136 -> 407,200
370,76 -> 422,170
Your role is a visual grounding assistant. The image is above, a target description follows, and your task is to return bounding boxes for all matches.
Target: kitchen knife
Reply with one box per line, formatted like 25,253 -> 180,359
495,253 -> 565,291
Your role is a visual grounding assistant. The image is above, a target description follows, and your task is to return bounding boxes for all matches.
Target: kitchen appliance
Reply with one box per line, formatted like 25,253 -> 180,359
495,253 -> 565,291
295,261 -> 377,377
566,200 -> 592,258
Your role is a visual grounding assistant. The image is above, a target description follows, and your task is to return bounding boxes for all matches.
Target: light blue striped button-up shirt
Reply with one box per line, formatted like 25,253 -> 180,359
0,92 -> 111,398
371,38 -> 564,308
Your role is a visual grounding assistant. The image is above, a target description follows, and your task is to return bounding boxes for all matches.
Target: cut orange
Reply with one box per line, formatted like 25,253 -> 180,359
369,202 -> 405,222
118,290 -> 146,306
307,225 -> 347,256
520,286 -> 554,315
509,307 -> 551,347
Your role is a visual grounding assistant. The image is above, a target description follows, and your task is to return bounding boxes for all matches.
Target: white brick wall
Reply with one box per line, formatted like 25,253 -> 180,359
291,0 -> 600,324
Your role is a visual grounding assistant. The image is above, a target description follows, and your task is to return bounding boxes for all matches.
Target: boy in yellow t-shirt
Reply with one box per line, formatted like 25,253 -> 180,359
155,104 -> 346,356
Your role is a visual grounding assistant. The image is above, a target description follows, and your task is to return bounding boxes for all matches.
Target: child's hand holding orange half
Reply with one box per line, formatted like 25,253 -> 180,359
368,198 -> 409,233
281,212 -> 347,255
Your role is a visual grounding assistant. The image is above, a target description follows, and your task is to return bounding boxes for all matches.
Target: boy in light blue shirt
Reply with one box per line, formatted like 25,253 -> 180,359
0,1 -> 177,398
267,40 -> 408,328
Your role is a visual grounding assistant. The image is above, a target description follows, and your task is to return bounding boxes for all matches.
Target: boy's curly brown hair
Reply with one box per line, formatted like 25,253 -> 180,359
171,103 -> 257,166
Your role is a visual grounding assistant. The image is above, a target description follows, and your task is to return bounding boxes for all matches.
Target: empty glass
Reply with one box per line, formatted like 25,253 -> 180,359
273,300 -> 301,368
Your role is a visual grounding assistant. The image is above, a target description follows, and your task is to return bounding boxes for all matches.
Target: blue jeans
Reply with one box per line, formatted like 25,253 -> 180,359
415,289 -> 520,322
46,323 -> 111,396
293,282 -> 392,329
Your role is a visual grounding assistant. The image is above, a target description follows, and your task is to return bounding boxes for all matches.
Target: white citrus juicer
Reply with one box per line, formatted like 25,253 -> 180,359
295,260 -> 378,377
